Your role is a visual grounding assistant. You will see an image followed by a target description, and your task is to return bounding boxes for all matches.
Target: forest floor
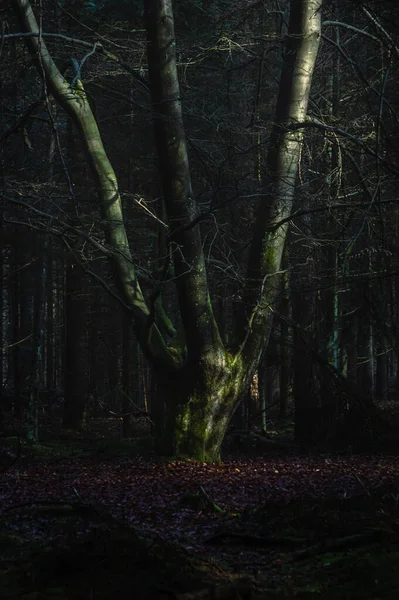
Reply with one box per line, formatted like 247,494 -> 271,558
1,418 -> 399,599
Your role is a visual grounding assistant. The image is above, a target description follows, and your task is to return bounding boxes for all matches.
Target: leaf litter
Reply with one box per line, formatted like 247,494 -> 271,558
1,441 -> 399,598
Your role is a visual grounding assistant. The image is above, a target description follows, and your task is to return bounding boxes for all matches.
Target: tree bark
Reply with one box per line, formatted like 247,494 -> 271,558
63,255 -> 89,430
279,270 -> 290,419
241,0 -> 322,370
158,357 -> 247,463
144,0 -> 223,362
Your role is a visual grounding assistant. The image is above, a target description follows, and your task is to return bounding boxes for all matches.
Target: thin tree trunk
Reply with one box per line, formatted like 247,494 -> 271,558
122,312 -> 132,438
26,239 -> 46,442
144,0 -> 223,362
46,247 -> 54,398
13,246 -> 32,415
375,336 -> 388,401
357,283 -> 374,406
63,256 -> 89,430
279,271 -> 290,419
257,359 -> 267,434
346,315 -> 358,385
0,239 -> 4,429
292,286 -> 319,444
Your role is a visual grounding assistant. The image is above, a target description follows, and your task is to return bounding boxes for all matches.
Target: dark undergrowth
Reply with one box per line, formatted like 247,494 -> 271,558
1,414 -> 399,599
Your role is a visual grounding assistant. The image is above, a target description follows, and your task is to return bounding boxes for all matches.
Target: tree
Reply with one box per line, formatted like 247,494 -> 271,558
12,0 -> 322,461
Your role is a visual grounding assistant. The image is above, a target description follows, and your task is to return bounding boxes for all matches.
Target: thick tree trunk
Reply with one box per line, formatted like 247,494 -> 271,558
159,353 -> 246,463
144,0 -> 322,459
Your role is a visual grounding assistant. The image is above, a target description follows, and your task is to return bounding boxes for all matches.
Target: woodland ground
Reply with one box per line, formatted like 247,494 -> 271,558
1,413 -> 399,599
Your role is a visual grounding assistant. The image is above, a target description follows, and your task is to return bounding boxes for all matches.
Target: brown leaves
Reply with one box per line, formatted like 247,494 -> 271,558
1,452 -> 399,548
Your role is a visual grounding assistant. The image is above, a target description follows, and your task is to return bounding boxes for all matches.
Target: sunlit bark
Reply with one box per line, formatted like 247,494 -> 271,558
13,0 -> 174,369
242,0 -> 323,373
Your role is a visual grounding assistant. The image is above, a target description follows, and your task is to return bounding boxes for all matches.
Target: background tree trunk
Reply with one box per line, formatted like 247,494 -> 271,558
63,257 -> 89,430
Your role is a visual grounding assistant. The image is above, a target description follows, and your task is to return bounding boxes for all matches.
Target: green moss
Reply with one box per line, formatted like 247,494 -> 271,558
160,350 -> 248,463
154,294 -> 176,338
262,239 -> 276,272
170,391 -> 230,462
261,227 -> 289,278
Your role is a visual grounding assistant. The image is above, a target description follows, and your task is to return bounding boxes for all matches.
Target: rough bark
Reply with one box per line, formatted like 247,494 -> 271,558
158,352 -> 246,463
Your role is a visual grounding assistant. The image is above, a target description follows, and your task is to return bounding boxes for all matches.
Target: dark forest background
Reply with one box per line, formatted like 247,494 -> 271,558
2,0 -> 399,451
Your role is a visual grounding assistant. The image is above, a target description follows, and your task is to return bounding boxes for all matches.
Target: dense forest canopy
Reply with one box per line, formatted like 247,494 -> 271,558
1,0 -> 399,461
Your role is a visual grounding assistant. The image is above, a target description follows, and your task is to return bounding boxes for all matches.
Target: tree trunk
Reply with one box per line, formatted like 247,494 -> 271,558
242,0 -> 322,369
13,244 -> 32,415
145,0 -> 322,458
159,353 -> 246,463
292,286 -> 319,444
0,238 -> 4,429
121,312 -> 132,438
25,240 -> 46,443
346,315 -> 358,385
258,361 -> 267,434
46,246 -> 54,398
279,270 -> 290,419
375,336 -> 388,401
63,256 -> 89,430
357,283 -> 374,406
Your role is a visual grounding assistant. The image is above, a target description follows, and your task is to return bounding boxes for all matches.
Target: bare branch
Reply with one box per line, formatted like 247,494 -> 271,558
1,31 -> 150,91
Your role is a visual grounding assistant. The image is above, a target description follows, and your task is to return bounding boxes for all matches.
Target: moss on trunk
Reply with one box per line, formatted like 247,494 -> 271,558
158,351 -> 245,463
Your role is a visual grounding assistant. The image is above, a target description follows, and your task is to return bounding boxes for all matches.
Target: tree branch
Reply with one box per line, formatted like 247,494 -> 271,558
12,0 -> 175,368
2,31 -> 150,91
